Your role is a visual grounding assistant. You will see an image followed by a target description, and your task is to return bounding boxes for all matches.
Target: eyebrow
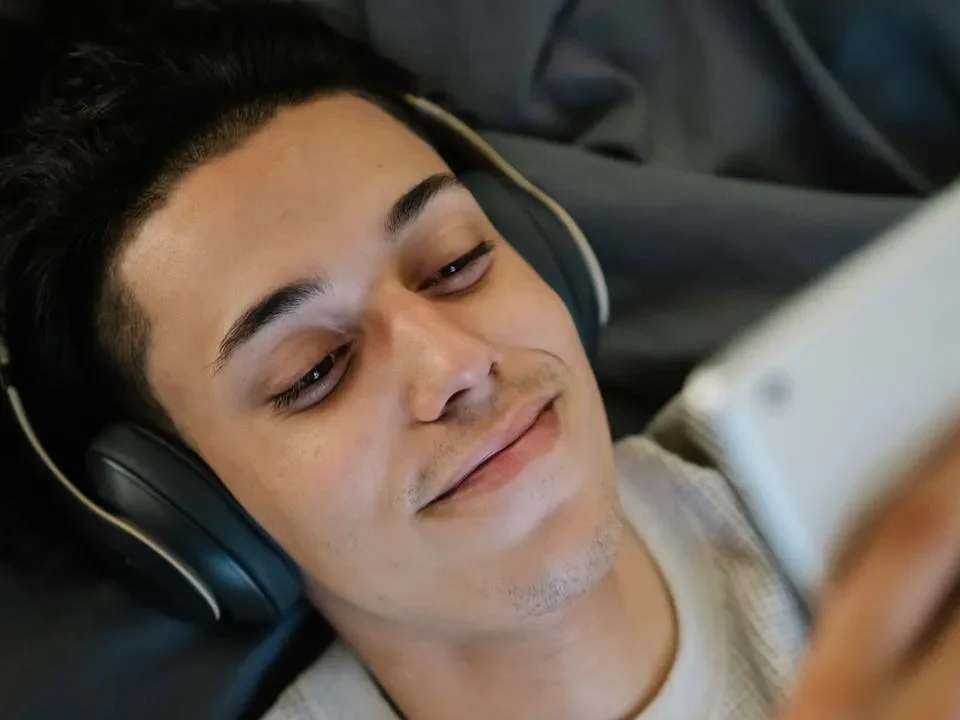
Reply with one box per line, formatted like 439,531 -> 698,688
214,277 -> 330,373
214,172 -> 463,373
384,172 -> 463,238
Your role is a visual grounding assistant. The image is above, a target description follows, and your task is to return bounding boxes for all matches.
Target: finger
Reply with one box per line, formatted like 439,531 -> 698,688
883,607 -> 960,720
782,427 -> 960,719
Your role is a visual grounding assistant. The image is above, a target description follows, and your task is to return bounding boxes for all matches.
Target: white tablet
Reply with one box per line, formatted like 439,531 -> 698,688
682,180 -> 960,607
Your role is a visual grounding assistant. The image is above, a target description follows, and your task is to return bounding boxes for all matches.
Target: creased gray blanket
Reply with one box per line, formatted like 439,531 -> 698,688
310,0 -> 958,433
1,3 -> 958,720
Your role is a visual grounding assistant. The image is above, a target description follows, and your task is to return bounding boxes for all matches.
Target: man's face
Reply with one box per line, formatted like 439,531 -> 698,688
121,95 -> 621,632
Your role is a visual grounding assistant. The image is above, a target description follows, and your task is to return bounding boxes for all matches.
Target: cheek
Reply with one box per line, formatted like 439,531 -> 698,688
190,405 -> 395,572
499,256 -> 610,443
488,255 -> 585,358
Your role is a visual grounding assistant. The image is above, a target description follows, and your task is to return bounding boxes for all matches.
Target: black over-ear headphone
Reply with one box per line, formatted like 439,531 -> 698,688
0,97 -> 608,625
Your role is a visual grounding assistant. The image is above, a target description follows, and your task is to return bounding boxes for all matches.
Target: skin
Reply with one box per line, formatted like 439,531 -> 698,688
119,94 -> 676,720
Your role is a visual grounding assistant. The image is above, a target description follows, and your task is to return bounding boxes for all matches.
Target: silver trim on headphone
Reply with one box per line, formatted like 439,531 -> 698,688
404,95 -> 611,326
0,334 -> 221,621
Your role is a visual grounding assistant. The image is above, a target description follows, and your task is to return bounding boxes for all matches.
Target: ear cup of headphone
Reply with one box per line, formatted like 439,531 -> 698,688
458,170 -> 601,359
87,423 -> 301,623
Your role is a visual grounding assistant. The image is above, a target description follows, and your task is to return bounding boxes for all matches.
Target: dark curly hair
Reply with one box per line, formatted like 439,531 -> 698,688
0,0 -> 413,480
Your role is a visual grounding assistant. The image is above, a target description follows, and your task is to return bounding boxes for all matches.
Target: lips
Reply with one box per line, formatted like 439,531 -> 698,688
422,395 -> 558,510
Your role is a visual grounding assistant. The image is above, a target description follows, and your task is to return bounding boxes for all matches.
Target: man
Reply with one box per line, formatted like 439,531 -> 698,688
1,3 -> 959,719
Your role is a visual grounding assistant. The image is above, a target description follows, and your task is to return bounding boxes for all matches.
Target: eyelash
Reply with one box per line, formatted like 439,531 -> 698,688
417,239 -> 494,292
271,239 -> 495,412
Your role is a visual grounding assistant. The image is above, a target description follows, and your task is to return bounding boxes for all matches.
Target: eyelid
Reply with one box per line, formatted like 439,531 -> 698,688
418,239 -> 494,292
271,342 -> 352,412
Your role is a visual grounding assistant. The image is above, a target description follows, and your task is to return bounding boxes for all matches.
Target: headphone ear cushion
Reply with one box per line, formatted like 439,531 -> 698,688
87,423 -> 301,623
458,171 -> 601,359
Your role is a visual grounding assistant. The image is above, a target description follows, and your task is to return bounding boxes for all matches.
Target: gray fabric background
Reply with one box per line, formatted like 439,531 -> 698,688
1,2 -> 958,718
308,0 -> 956,431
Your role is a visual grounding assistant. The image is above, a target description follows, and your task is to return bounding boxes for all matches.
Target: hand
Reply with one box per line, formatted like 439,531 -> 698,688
781,426 -> 960,719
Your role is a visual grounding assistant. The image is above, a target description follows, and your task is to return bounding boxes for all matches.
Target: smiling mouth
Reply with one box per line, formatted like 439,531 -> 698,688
423,397 -> 560,511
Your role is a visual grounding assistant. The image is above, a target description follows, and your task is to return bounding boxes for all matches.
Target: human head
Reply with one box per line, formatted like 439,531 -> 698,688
0,1 -> 622,638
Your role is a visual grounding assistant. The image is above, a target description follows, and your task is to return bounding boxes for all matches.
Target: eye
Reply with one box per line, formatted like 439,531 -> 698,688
272,343 -> 352,412
418,240 -> 494,293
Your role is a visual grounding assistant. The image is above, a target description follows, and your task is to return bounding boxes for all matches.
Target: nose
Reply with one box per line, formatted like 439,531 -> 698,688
372,287 -> 502,423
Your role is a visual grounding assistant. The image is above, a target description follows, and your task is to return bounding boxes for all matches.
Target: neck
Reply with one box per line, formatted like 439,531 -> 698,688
328,531 -> 676,720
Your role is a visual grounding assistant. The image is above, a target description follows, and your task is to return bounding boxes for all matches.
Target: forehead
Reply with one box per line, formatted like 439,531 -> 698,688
125,94 -> 447,290
119,94 -> 450,384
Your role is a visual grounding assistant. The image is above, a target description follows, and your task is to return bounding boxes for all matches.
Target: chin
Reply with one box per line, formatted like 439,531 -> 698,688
498,482 -> 624,619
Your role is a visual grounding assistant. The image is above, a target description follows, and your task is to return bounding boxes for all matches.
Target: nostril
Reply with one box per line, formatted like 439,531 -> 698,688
434,388 -> 469,421
448,388 -> 469,407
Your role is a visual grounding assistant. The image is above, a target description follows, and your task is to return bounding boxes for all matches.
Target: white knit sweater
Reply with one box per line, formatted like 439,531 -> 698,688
263,436 -> 808,719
